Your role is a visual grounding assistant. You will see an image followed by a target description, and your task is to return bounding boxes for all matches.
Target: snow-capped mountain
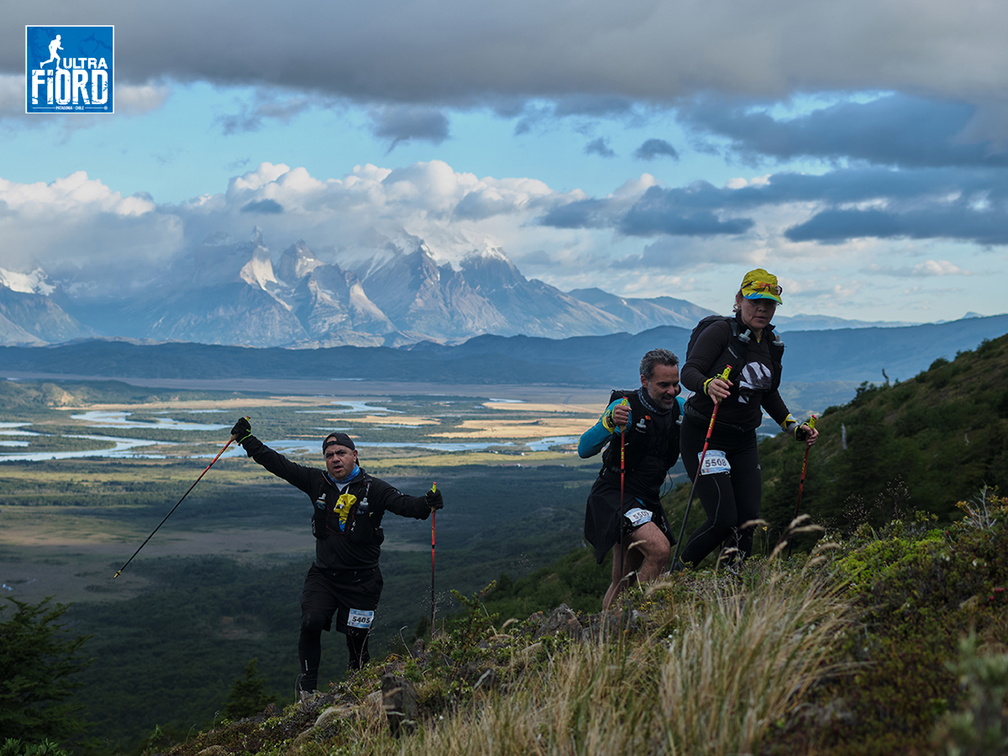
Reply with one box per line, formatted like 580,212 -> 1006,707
0,267 -> 93,345
0,228 -> 719,347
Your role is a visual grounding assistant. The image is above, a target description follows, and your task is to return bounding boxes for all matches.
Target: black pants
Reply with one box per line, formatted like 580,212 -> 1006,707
679,416 -> 762,567
298,564 -> 383,691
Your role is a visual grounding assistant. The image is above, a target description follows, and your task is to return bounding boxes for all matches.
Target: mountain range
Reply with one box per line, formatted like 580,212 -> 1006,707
3,314 -> 1007,418
0,228 -> 908,349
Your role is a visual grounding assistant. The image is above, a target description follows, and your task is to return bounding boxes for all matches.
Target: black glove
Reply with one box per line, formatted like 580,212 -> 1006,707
794,424 -> 809,442
426,487 -> 444,511
231,416 -> 252,443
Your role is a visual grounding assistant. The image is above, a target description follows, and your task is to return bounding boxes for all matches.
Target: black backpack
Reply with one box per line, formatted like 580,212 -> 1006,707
686,315 -> 784,381
600,388 -> 680,476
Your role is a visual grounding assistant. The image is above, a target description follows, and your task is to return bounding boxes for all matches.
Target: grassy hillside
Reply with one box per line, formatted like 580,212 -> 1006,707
41,462 -> 594,753
0,380 -> 601,753
117,336 -> 1008,755
5,336 -> 1008,754
107,488 -> 1008,756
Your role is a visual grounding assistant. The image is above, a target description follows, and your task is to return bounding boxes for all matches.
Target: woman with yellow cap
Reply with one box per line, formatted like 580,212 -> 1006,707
677,268 -> 818,568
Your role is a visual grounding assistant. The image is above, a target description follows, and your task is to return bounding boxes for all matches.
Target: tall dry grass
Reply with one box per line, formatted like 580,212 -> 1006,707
653,560 -> 852,754
358,550 -> 853,756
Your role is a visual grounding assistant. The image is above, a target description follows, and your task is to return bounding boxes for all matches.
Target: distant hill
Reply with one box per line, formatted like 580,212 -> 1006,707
2,314 -> 1006,413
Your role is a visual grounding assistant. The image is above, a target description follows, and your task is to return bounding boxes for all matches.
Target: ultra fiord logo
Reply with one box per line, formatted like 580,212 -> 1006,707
26,26 -> 114,114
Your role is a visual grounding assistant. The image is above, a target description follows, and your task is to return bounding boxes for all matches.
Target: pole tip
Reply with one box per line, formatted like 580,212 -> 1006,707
113,571 -> 121,579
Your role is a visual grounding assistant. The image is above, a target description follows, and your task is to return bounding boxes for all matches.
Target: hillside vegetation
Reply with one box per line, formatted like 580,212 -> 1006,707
656,331 -> 1008,564
143,334 -> 1008,755
5,334 -> 1008,755
133,488 -> 1008,756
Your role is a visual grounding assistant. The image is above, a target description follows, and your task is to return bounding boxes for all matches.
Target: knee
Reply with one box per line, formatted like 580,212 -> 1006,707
653,536 -> 671,563
301,611 -> 327,636
632,525 -> 670,563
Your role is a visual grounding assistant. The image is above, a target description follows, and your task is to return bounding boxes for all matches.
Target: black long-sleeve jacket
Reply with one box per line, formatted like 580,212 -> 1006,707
239,435 -> 432,572
682,315 -> 790,433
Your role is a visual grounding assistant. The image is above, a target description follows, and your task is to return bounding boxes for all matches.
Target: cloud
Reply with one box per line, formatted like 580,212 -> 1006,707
241,199 -> 284,214
617,236 -> 754,270
0,161 -> 592,286
538,198 -> 620,229
785,204 -> 1008,246
634,138 -> 679,160
679,94 -> 1008,168
867,259 -> 973,277
0,74 -> 167,124
584,137 -> 615,157
7,2 -> 1008,129
0,155 -> 1001,319
368,105 -> 451,150
216,90 -> 320,135
0,74 -> 23,118
623,212 -> 755,237
534,163 -> 1008,247
541,180 -> 759,236
109,82 -> 171,115
453,176 -> 555,221
0,172 -> 178,279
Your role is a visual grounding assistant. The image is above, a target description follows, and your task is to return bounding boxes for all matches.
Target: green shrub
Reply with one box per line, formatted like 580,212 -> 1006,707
932,633 -> 1008,755
0,740 -> 72,756
0,599 -> 90,744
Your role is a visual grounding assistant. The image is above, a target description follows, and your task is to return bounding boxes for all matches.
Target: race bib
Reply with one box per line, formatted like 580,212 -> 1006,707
624,507 -> 653,528
699,449 -> 731,476
347,608 -> 375,629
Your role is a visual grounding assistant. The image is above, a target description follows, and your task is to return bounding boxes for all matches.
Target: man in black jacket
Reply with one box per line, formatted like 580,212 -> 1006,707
578,349 -> 683,610
230,417 -> 443,698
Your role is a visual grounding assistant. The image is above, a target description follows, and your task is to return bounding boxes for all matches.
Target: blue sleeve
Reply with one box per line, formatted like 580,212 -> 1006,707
578,419 -> 610,458
577,398 -> 631,458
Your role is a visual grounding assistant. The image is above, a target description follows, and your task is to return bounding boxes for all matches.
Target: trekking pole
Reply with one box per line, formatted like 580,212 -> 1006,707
616,398 -> 629,593
786,415 -> 817,558
113,432 -> 238,579
672,366 -> 732,567
430,482 -> 437,633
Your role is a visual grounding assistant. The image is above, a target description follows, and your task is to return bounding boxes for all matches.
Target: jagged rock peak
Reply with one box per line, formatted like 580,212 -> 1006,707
277,241 -> 325,282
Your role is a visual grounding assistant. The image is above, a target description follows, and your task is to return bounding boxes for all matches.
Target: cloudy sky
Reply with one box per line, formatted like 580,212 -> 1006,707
2,0 -> 1007,324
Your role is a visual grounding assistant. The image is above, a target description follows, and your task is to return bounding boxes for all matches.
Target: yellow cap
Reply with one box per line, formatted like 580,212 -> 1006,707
740,268 -> 783,304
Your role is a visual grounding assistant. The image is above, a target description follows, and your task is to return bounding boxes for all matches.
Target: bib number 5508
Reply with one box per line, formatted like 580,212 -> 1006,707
699,449 -> 730,476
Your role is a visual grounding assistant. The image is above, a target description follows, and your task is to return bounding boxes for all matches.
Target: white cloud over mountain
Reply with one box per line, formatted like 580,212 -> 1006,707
1,1 -> 1006,323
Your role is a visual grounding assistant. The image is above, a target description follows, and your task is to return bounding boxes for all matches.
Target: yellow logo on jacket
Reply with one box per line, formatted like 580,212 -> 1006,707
334,492 -> 357,531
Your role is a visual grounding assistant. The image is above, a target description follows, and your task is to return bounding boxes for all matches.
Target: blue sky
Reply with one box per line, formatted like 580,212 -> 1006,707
2,1 -> 1007,325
